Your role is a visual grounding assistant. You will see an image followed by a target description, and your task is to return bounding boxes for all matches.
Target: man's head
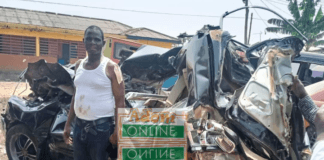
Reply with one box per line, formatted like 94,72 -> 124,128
83,25 -> 106,56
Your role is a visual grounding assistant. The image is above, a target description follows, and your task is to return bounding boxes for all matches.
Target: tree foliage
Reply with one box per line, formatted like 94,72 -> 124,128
266,0 -> 324,51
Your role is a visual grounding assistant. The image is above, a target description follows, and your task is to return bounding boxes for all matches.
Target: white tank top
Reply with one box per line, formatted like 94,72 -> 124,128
74,57 -> 115,120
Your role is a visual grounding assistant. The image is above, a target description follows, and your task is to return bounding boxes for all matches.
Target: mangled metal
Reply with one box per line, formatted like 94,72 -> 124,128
24,59 -> 75,97
185,28 -> 214,110
120,45 -> 181,93
1,6 -> 314,160
186,118 -> 236,153
238,45 -> 296,151
142,23 -> 306,160
123,24 -> 309,159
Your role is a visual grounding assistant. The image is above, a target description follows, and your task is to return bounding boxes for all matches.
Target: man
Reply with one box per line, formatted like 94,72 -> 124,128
63,25 -> 124,160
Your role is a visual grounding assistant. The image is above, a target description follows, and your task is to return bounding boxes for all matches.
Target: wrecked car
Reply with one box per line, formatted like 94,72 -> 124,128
0,6 -> 315,160
121,6 -> 313,160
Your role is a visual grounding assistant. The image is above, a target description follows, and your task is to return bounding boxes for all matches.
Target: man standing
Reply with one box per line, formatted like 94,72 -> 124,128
63,25 -> 124,160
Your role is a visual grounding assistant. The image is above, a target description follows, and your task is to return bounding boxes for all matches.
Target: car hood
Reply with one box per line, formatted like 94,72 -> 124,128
24,59 -> 74,96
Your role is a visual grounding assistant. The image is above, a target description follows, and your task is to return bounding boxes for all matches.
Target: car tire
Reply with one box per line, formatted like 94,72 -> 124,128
5,124 -> 38,160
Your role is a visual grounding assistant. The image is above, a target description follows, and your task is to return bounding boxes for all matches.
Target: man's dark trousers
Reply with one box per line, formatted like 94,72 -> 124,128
73,117 -> 115,160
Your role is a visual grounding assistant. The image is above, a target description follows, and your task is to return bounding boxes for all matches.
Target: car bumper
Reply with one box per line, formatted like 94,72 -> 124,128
0,116 -> 6,137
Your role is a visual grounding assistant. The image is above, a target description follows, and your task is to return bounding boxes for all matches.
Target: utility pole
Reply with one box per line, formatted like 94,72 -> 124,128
244,0 -> 249,45
252,32 -> 262,43
248,13 -> 253,45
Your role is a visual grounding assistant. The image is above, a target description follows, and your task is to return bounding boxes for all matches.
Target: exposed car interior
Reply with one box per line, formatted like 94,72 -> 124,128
296,63 -> 324,86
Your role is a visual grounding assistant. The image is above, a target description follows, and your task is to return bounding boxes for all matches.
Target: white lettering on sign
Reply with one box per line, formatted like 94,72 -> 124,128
127,148 -> 180,159
127,126 -> 137,136
125,125 -> 178,137
170,126 -> 176,137
139,149 -> 147,159
127,149 -> 137,159
170,149 -> 175,159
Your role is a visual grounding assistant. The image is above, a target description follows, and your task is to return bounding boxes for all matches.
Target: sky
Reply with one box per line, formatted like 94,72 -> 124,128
2,0 -> 324,45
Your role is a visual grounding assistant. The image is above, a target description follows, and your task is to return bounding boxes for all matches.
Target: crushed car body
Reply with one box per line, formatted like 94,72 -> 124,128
0,6 -> 314,160
121,6 -> 311,160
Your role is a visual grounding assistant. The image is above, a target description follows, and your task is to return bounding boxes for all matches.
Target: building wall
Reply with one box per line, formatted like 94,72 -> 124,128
0,54 -> 56,70
138,40 -> 173,48
0,27 -> 174,72
0,54 -> 79,81
0,28 -> 86,58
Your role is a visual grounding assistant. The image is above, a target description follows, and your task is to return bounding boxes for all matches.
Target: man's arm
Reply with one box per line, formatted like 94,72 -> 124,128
310,106 -> 324,160
63,60 -> 81,144
291,76 -> 318,126
106,61 -> 125,145
298,95 -> 318,125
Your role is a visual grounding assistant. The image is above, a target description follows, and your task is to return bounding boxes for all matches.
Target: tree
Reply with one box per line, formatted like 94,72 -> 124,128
266,0 -> 324,51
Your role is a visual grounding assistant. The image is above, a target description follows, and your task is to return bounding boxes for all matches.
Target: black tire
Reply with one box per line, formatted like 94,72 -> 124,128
6,124 -> 38,160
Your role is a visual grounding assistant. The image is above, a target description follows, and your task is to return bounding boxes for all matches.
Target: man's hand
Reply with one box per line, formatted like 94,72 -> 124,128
109,129 -> 118,147
63,124 -> 72,145
291,76 -> 308,99
315,105 -> 324,141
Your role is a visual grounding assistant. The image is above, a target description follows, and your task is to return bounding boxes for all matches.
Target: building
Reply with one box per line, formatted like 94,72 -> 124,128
0,6 -> 180,80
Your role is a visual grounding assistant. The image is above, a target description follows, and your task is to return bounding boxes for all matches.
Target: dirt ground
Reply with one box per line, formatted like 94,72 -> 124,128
0,81 -> 32,160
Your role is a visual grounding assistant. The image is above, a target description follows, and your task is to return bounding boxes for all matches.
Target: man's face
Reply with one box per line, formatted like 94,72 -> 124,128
83,29 -> 105,55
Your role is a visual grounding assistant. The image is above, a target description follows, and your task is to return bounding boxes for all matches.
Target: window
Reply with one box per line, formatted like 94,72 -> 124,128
39,38 -> 85,59
40,38 -> 49,55
0,35 -> 87,58
70,43 -> 78,58
303,64 -> 324,85
0,34 -> 35,55
113,42 -> 138,59
310,64 -> 324,81
23,37 -> 36,55
0,35 -> 2,53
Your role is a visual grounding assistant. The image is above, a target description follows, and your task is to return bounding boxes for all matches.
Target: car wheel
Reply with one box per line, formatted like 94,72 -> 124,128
5,124 -> 38,160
